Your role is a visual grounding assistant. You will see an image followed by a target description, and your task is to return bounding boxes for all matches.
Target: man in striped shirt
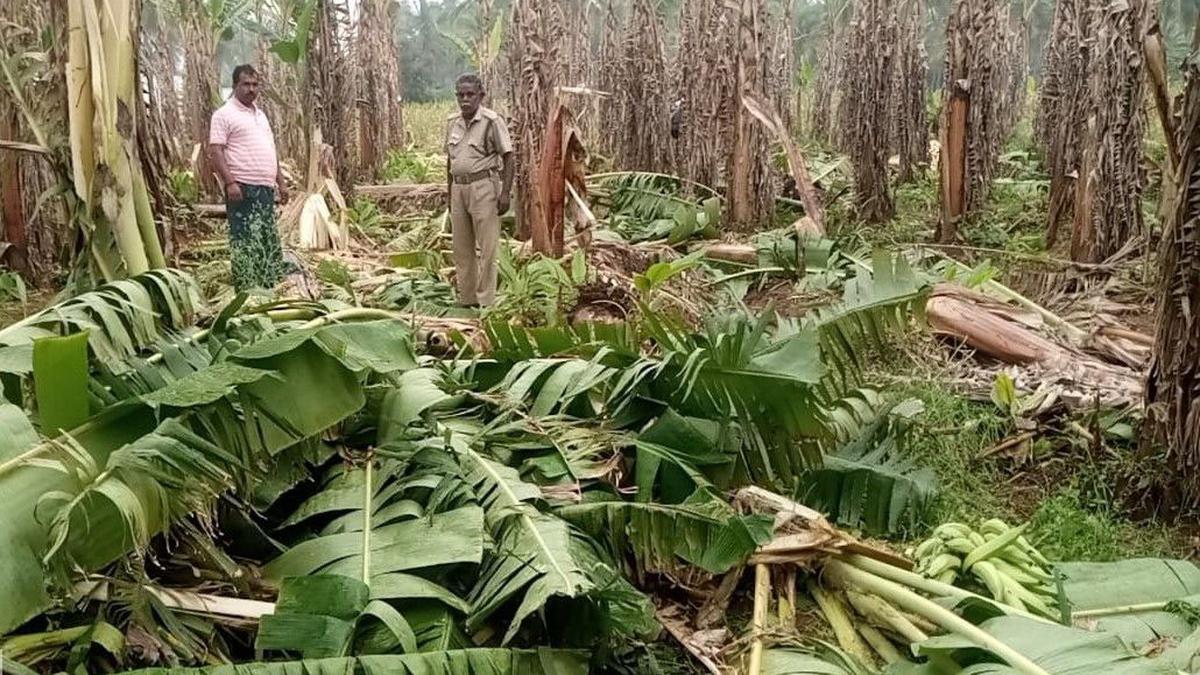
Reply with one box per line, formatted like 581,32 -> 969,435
209,64 -> 292,291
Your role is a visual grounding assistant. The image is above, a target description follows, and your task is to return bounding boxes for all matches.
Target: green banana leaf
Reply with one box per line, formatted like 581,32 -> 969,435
375,381 -> 655,645
0,270 -> 201,375
0,322 -> 413,634
1056,559 -> 1200,650
1058,559 -> 1200,611
121,648 -> 590,674
256,575 -> 417,658
797,405 -> 936,535
0,401 -> 36,461
790,249 -> 929,391
763,645 -> 875,674
558,492 -> 772,575
458,445 -> 595,642
636,408 -> 739,500
262,505 -> 485,582
1084,611 -> 1196,650
914,615 -> 1181,674
32,332 -> 91,434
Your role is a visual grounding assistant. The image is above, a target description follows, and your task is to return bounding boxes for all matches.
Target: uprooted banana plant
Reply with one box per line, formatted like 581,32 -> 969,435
772,552 -> 1200,674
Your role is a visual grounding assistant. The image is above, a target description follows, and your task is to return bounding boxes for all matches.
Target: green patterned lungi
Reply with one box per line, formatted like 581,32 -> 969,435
227,183 -> 293,291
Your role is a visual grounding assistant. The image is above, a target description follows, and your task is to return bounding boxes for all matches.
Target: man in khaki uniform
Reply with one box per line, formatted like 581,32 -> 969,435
445,74 -> 514,307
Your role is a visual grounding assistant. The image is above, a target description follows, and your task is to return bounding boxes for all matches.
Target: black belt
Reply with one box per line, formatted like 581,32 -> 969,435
452,169 -> 494,185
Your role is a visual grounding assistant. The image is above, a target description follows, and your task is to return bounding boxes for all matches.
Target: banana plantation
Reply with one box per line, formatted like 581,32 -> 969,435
3,0 -> 1200,673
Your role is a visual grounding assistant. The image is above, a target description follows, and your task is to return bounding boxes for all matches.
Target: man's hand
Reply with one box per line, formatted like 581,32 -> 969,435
277,182 -> 290,204
226,182 -> 244,204
497,193 -> 510,216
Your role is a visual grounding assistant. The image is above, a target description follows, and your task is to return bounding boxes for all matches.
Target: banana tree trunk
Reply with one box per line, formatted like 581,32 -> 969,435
66,0 -> 165,279
1068,0 -> 1147,264
1144,29 -> 1200,511
0,110 -> 29,276
183,0 -> 219,197
729,0 -> 770,231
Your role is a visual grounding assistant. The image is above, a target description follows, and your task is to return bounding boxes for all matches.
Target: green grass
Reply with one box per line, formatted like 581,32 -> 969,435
825,165 -> 1048,256
961,180 -> 1048,253
406,100 -> 457,154
818,97 -> 1051,258
896,378 -> 1012,526
381,149 -> 446,184
1028,488 -> 1124,562
1029,487 -> 1182,563
889,175 -> 940,243
883,373 -> 1187,562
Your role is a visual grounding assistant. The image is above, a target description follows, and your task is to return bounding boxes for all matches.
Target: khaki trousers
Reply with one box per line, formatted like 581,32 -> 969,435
450,177 -> 500,306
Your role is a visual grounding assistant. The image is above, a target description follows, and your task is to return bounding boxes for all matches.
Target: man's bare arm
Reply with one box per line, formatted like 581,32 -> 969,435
210,144 -> 236,187
446,157 -> 453,206
275,159 -> 289,202
209,144 -> 243,202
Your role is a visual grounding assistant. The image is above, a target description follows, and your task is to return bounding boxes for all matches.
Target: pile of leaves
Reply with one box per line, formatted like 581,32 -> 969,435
0,254 -> 933,673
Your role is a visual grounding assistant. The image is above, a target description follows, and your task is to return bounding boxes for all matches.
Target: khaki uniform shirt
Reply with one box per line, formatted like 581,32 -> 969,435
445,107 -> 513,177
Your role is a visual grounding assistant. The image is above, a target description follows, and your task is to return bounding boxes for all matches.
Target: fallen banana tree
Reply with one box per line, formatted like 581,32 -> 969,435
2,260 -> 1196,674
926,284 -> 1144,408
722,494 -> 1200,673
740,508 -> 1200,674
0,256 -> 934,672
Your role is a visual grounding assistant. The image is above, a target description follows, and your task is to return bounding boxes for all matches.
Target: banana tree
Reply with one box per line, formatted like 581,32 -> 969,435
65,0 -> 167,280
0,249 -> 934,671
0,273 -> 417,635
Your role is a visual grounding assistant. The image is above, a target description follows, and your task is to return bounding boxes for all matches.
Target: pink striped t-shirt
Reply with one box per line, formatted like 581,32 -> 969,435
209,98 -> 278,187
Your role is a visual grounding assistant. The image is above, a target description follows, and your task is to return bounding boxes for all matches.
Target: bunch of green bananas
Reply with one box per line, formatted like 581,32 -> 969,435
913,519 -> 1058,618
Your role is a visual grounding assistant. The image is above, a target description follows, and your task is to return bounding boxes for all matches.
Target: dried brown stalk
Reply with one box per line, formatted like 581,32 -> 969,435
1,109 -> 28,275
509,0 -> 564,241
1069,0 -> 1148,264
531,103 -> 587,257
1036,0 -> 1091,245
596,0 -> 622,163
181,0 -> 219,196
842,0 -> 897,223
1144,16 -> 1178,171
726,0 -> 776,230
936,0 -> 1020,242
893,0 -> 929,183
810,2 -> 849,149
1143,20 -> 1200,511
611,0 -> 671,172
672,0 -> 729,190
354,0 -> 405,180
135,16 -> 179,258
743,92 -> 825,233
0,0 -> 70,282
256,16 -> 304,166
306,0 -> 355,189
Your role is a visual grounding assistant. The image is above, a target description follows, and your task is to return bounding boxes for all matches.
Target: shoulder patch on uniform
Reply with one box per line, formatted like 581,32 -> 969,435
479,107 -> 502,121
446,111 -> 461,121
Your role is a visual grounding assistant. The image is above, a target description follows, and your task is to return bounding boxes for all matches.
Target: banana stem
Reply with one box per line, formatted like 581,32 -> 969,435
858,624 -> 905,665
1,625 -> 90,662
824,560 -> 1052,675
748,564 -> 770,675
299,308 -> 401,329
841,554 -> 1055,625
807,580 -> 877,669
1072,601 -> 1170,619
144,328 -> 211,365
143,307 -> 398,366
844,589 -> 929,643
